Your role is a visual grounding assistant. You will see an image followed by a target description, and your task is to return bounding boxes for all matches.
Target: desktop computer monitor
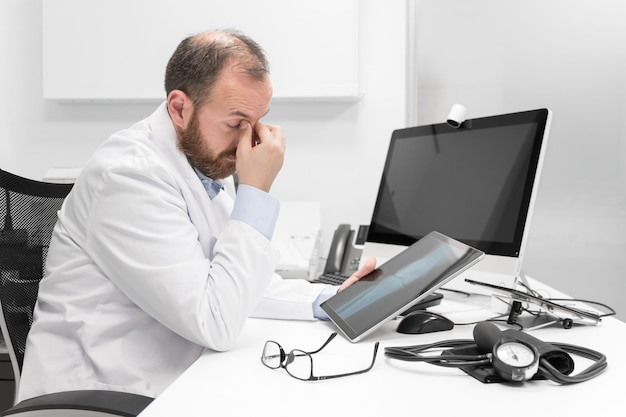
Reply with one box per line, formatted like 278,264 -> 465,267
361,108 -> 552,290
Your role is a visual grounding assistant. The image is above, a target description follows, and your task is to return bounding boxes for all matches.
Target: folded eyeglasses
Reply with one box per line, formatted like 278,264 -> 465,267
261,332 -> 379,381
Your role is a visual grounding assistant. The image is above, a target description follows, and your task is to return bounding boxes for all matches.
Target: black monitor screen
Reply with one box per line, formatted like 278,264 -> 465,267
367,109 -> 550,257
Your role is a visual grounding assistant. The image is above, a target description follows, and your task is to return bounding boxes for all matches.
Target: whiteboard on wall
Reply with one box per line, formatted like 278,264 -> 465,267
42,0 -> 359,102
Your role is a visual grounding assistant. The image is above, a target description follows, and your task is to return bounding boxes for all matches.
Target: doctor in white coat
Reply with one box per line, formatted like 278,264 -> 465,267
19,30 -> 375,401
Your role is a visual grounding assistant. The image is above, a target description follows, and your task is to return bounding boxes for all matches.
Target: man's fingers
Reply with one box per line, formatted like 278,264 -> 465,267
238,120 -> 253,148
338,256 -> 377,292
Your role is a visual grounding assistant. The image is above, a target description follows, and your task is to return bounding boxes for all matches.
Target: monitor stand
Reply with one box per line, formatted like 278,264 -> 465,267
514,270 -> 531,291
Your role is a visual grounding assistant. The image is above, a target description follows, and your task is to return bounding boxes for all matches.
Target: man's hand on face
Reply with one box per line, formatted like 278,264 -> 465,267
236,120 -> 285,193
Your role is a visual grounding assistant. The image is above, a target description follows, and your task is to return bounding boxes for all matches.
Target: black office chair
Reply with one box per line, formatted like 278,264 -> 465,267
0,170 -> 153,416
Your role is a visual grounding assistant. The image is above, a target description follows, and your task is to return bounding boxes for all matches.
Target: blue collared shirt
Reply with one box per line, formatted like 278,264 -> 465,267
193,167 -> 278,240
193,167 -> 223,200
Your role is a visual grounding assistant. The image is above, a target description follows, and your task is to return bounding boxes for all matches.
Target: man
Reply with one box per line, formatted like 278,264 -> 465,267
19,30 -> 375,400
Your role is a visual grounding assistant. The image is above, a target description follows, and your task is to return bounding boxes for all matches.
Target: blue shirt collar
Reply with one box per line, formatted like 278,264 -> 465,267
193,167 -> 223,200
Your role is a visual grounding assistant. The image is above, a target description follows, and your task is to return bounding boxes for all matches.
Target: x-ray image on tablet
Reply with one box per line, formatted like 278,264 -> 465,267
321,231 -> 484,342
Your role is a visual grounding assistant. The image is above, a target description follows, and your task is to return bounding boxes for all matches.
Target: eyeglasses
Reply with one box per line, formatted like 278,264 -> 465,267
260,332 -> 379,381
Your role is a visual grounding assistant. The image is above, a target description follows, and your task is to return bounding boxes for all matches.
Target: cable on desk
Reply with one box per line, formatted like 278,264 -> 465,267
516,281 -> 616,318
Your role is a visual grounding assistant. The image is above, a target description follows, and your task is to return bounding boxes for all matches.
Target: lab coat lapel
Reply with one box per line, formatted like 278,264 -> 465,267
147,103 -> 234,257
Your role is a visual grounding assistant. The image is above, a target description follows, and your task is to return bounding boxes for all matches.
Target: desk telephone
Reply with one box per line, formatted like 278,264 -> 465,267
324,224 -> 367,276
314,224 -> 366,286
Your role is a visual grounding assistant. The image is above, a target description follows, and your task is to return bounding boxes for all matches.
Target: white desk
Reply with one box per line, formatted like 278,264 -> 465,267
139,282 -> 625,417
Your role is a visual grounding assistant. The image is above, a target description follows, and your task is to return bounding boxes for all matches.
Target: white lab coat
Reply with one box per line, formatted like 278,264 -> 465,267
19,103 -> 327,401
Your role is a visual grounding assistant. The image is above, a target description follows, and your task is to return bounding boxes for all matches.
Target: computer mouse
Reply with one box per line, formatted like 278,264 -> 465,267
396,310 -> 454,334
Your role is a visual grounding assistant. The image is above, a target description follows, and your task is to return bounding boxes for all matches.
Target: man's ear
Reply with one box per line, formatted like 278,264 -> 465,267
167,90 -> 193,130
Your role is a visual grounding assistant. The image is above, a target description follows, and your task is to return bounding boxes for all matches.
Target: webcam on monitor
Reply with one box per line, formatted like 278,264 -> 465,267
446,103 -> 467,128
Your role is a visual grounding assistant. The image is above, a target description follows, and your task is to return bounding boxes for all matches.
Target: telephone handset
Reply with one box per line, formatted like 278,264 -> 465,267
323,224 -> 366,276
324,224 -> 352,274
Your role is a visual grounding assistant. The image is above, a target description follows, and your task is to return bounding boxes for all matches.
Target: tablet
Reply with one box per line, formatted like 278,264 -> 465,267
321,231 -> 484,342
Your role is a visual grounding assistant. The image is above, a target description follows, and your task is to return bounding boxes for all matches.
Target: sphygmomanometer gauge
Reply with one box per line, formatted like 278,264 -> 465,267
492,338 -> 539,382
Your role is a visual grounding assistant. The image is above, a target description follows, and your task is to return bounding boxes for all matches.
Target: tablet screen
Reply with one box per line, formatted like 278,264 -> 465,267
321,231 -> 484,342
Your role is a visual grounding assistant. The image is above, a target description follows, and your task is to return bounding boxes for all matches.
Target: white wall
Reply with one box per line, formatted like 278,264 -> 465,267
415,0 -> 626,320
42,0 -> 361,101
2,0 -> 623,321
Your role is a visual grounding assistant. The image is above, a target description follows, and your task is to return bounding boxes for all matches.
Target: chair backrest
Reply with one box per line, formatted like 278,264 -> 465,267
0,170 -> 73,389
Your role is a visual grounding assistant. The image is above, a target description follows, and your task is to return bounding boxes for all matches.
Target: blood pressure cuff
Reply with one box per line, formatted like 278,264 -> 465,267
443,345 -> 507,383
444,330 -> 575,384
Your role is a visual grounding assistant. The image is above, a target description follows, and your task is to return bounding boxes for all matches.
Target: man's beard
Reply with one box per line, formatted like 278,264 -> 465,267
176,110 -> 236,180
